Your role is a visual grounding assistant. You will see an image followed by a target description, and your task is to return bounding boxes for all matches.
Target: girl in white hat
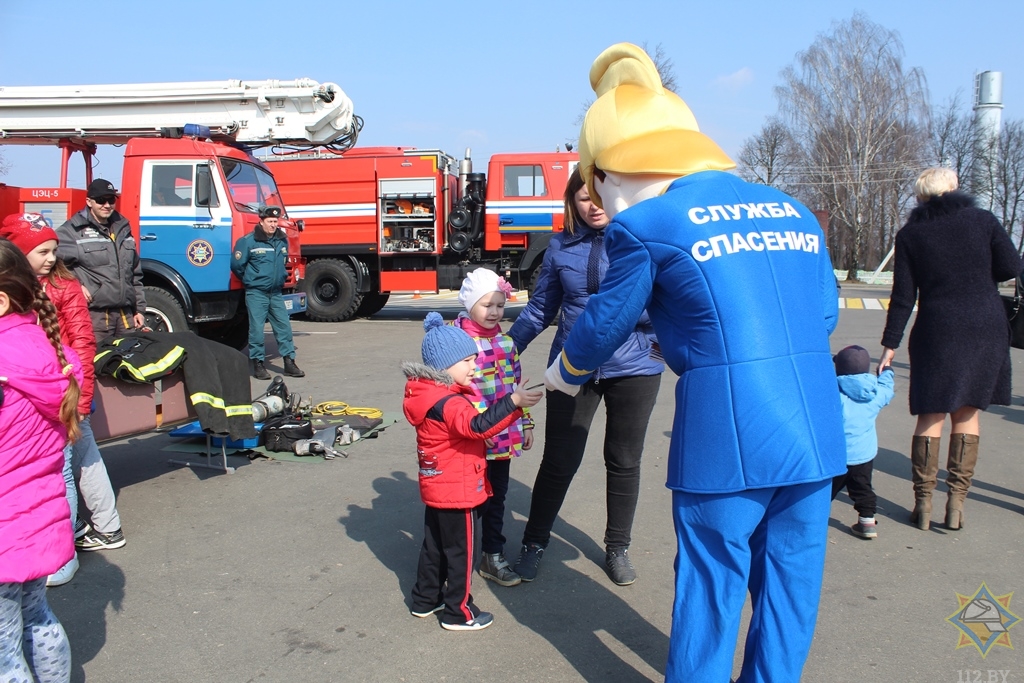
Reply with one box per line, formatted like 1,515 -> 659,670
453,268 -> 534,587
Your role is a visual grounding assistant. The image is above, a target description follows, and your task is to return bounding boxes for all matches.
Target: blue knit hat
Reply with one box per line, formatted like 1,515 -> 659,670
421,312 -> 479,371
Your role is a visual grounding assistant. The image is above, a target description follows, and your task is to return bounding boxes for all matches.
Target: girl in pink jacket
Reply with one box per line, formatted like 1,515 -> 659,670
0,238 -> 82,683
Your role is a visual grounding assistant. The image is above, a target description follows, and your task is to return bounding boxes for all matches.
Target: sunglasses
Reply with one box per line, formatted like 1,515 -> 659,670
91,196 -> 117,206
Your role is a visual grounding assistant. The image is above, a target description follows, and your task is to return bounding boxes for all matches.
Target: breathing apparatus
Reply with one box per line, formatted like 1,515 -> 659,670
251,375 -> 290,422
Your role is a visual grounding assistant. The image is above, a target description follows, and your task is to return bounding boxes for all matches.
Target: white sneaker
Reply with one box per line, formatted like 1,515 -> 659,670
47,554 -> 80,587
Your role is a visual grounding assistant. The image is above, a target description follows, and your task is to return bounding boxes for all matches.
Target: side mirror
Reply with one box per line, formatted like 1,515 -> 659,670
196,165 -> 216,207
295,219 -> 304,232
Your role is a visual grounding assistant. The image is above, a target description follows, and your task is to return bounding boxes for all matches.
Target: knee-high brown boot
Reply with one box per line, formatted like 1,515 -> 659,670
910,435 -> 941,530
945,434 -> 979,530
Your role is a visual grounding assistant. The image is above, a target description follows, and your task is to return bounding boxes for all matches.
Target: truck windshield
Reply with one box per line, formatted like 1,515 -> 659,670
220,158 -> 286,214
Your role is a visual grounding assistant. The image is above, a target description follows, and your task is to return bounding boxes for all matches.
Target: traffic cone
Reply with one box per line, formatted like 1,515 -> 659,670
507,290 -> 518,302
412,290 -> 422,299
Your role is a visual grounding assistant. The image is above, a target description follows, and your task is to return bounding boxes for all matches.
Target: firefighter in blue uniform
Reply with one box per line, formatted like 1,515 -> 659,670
231,205 -> 304,379
545,44 -> 846,682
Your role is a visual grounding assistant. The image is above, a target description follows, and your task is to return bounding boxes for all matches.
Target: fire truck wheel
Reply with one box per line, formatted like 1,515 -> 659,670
210,312 -> 250,350
303,258 -> 362,322
354,293 -> 390,318
143,286 -> 190,334
527,268 -> 542,299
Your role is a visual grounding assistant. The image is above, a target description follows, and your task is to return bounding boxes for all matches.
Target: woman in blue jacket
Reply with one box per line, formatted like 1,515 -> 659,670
509,168 -> 664,586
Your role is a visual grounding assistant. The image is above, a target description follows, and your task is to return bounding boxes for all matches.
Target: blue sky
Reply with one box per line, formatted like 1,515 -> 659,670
2,0 -> 1021,189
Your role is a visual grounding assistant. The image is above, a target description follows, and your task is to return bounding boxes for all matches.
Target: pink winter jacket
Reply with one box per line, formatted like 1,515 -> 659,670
0,311 -> 81,582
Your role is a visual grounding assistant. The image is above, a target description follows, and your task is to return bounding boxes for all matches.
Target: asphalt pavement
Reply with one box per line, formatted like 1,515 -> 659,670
50,284 -> 1024,682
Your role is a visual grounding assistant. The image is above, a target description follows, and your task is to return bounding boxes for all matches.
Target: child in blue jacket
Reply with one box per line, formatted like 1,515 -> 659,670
831,345 -> 896,538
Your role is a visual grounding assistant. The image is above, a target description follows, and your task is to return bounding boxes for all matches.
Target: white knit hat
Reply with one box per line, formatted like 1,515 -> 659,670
458,268 -> 513,313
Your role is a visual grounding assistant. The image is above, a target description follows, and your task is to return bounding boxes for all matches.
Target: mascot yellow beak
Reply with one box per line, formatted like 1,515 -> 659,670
579,43 -> 736,208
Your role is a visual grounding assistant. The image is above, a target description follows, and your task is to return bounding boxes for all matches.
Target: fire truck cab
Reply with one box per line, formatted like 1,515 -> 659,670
0,79 -> 358,344
0,138 -> 305,347
267,147 -> 578,321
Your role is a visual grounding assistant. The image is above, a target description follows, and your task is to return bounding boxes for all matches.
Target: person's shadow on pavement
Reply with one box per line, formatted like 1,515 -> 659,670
340,470 -> 669,682
874,446 -> 1024,522
47,552 -> 126,683
338,471 -> 424,602
493,476 -> 670,682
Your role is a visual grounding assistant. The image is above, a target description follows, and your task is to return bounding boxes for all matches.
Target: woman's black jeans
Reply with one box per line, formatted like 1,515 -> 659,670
521,373 -> 661,551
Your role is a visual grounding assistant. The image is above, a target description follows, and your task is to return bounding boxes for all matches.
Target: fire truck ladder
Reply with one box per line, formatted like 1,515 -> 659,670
0,78 -> 357,148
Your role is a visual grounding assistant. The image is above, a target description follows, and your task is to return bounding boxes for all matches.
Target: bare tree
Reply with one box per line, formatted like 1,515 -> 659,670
926,95 -> 1024,253
930,94 -> 977,182
874,121 -> 923,263
737,118 -> 805,198
991,120 -> 1024,252
0,150 -> 8,177
972,131 -> 1001,212
775,12 -> 930,271
643,42 -> 677,94
572,42 -> 678,130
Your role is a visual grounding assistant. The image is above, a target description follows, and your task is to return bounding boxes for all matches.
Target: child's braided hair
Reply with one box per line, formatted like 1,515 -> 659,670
0,238 -> 81,442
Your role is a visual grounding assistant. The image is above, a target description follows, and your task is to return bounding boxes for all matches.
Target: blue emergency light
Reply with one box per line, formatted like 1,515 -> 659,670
183,124 -> 211,139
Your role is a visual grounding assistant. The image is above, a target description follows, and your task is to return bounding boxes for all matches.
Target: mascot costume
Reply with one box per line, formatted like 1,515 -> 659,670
543,43 -> 846,682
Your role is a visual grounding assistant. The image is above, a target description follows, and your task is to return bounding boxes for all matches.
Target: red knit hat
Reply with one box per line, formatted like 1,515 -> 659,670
0,213 -> 59,255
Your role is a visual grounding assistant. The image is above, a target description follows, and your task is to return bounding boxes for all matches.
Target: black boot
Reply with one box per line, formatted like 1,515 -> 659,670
283,356 -> 305,378
252,360 -> 271,380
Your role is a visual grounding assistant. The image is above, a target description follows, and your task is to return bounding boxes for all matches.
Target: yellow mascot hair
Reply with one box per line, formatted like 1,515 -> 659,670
579,43 -> 735,206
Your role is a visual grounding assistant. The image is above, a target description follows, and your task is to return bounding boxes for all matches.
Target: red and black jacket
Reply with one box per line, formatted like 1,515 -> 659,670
43,274 -> 96,415
402,362 -> 523,509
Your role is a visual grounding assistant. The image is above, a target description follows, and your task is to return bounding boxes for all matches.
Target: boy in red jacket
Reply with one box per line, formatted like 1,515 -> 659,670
403,312 -> 542,630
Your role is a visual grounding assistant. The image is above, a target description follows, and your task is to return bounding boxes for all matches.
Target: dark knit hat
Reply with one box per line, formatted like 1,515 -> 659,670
0,213 -> 58,255
421,311 -> 479,371
834,345 -> 871,376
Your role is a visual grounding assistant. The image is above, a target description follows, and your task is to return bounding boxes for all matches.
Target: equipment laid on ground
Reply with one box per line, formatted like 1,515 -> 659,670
0,79 -> 361,345
293,425 -> 348,458
251,395 -> 284,423
259,414 -> 315,452
251,376 -> 291,422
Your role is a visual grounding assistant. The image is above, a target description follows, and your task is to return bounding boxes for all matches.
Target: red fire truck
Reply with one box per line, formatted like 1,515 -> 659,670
0,79 -> 359,344
265,147 -> 578,321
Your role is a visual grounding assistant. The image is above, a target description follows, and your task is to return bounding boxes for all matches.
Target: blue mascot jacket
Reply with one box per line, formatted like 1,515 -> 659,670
509,223 -> 663,381
556,171 -> 846,494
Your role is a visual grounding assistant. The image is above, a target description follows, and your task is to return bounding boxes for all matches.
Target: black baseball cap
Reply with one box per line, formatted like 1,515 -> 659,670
87,178 -> 118,199
259,205 -> 282,219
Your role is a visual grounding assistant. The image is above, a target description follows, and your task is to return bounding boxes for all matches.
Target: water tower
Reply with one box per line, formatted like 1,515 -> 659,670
973,71 -> 1003,210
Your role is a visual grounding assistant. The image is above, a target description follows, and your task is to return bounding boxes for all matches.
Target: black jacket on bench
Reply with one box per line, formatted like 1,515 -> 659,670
96,332 -> 256,440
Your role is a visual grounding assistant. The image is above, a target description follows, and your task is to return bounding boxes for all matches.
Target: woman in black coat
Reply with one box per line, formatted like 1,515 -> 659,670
879,167 -> 1021,531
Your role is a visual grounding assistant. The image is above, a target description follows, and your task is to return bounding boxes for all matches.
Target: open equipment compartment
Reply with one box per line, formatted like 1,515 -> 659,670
379,177 -> 437,254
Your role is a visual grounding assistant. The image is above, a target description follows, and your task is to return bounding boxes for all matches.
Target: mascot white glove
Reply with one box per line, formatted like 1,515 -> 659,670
544,358 -> 581,396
